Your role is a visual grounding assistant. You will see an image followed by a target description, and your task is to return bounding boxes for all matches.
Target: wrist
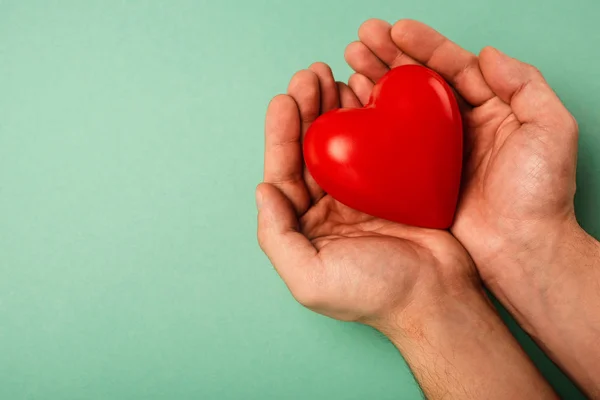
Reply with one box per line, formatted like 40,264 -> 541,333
477,215 -> 597,289
479,217 -> 600,397
477,216 -> 575,282
372,283 -> 557,399
481,216 -> 598,304
478,216 -> 597,332
366,259 -> 486,342
377,285 -> 494,349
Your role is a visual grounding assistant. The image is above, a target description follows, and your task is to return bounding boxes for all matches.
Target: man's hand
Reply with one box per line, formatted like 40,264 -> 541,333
344,19 -> 578,274
258,62 -> 475,326
345,18 -> 600,396
257,62 -> 556,399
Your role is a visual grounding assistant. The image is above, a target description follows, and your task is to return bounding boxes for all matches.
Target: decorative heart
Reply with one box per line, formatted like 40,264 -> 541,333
303,65 -> 463,229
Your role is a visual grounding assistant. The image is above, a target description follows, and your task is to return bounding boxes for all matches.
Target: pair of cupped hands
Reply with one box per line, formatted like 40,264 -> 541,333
256,19 -> 594,396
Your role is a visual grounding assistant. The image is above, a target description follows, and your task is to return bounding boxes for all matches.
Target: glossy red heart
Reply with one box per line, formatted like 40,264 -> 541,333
303,65 -> 463,229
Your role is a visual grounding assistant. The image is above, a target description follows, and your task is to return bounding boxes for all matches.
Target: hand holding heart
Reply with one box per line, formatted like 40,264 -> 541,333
342,19 -> 600,398
257,62 -> 478,328
345,20 -> 580,289
257,18 -> 595,399
258,19 -> 579,330
303,65 -> 463,229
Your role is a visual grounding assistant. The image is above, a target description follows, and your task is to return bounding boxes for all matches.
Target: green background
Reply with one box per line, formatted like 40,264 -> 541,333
1,0 -> 598,398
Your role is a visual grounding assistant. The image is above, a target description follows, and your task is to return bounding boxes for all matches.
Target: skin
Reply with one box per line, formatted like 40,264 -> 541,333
256,63 -> 556,398
345,19 -> 600,397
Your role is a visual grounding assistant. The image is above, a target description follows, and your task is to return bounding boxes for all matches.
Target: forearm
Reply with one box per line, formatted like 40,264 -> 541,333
485,220 -> 600,397
376,288 -> 556,399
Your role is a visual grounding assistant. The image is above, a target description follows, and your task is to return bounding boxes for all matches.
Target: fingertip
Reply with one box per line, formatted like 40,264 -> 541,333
287,69 -> 320,123
344,41 -> 366,64
390,19 -> 435,51
287,69 -> 320,96
309,61 -> 339,113
390,19 -> 417,41
345,41 -> 387,81
347,73 -> 360,86
478,47 -> 518,102
348,72 -> 369,83
358,18 -> 392,40
265,94 -> 299,144
481,47 -> 542,81
309,61 -> 333,76
479,46 -> 513,68
267,93 -> 296,115
337,81 -> 362,109
479,45 -> 499,57
348,73 -> 374,105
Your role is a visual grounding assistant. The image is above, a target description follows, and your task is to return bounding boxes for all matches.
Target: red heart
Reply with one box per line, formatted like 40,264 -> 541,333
303,65 -> 463,229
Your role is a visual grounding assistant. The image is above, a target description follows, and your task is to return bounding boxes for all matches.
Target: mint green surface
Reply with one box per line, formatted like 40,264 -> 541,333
1,1 -> 598,398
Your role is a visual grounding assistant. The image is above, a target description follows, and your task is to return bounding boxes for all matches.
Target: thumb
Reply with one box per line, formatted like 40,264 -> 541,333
478,46 -> 578,134
256,183 -> 319,297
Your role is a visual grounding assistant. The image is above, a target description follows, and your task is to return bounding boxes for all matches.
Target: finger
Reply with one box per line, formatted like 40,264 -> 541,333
390,19 -> 495,106
348,73 -> 374,105
344,41 -> 388,83
264,94 -> 310,214
287,69 -> 321,137
256,183 -> 321,305
478,47 -> 578,133
309,62 -> 339,113
357,18 -> 420,68
337,82 -> 362,109
287,69 -> 325,203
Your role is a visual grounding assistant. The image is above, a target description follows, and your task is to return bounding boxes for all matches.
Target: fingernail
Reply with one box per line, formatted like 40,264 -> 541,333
255,188 -> 263,210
